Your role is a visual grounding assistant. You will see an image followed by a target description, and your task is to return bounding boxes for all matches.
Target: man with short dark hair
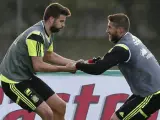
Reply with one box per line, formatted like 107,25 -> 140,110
0,3 -> 75,120
67,13 -> 160,120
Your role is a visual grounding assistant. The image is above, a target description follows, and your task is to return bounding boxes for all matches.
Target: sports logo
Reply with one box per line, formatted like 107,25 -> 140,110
31,95 -> 39,103
24,88 -> 32,96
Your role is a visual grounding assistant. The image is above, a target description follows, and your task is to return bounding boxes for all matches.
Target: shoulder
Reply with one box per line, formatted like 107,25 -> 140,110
114,44 -> 129,51
108,44 -> 129,54
27,30 -> 42,37
26,30 -> 44,44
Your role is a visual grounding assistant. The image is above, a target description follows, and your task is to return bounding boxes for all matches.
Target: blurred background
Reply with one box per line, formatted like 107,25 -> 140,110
0,0 -> 160,68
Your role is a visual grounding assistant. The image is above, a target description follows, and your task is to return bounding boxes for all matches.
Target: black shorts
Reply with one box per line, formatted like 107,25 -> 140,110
116,92 -> 160,120
1,75 -> 55,112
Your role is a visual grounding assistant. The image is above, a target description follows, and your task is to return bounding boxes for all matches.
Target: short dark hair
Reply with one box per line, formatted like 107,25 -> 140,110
108,13 -> 130,31
43,3 -> 71,21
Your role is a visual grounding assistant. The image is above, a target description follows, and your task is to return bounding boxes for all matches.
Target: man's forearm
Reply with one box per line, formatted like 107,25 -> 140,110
33,61 -> 71,72
76,62 -> 107,75
52,52 -> 74,65
44,52 -> 75,66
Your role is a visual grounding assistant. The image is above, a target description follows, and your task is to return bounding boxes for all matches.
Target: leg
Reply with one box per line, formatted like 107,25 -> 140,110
110,94 -> 146,120
113,94 -> 158,120
137,91 -> 160,119
110,113 -> 120,120
123,94 -> 137,104
29,75 -> 66,120
35,101 -> 54,120
1,81 -> 54,120
110,94 -> 136,120
46,94 -> 66,120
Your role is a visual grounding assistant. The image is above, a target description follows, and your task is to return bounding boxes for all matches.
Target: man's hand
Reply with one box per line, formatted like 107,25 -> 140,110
76,59 -> 85,63
88,56 -> 101,63
66,62 -> 77,73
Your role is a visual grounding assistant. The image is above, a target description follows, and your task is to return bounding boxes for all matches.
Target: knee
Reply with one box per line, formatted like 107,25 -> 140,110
59,101 -> 66,116
41,108 -> 54,120
110,113 -> 120,120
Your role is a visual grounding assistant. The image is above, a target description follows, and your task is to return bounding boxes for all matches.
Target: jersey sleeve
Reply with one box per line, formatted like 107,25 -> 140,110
26,31 -> 44,57
76,44 -> 130,75
109,44 -> 130,62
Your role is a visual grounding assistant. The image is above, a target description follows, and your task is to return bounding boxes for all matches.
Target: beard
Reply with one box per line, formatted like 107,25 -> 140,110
50,26 -> 61,33
109,34 -> 120,44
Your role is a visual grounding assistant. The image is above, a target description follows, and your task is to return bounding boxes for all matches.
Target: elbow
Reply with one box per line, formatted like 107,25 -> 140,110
84,69 -> 105,75
43,55 -> 51,63
31,56 -> 48,72
33,64 -> 43,72
91,67 -> 106,75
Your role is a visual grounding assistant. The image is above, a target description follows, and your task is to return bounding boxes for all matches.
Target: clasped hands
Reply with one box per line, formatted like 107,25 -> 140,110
66,59 -> 85,73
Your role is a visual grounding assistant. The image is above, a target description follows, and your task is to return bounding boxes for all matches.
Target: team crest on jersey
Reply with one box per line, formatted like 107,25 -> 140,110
31,95 -> 39,103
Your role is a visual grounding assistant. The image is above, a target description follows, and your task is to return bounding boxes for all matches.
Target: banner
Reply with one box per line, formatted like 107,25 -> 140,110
0,71 -> 159,120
